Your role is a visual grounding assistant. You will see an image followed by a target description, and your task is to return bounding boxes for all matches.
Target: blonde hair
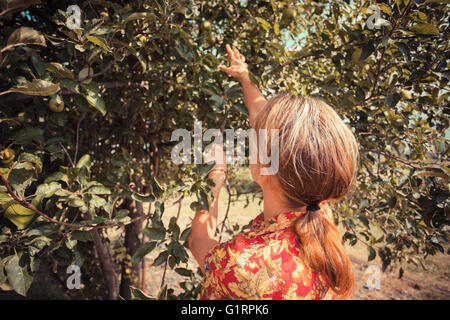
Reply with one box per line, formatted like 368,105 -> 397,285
253,92 -> 359,299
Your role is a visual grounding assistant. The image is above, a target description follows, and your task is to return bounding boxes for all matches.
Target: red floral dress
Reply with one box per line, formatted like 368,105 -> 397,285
200,201 -> 335,300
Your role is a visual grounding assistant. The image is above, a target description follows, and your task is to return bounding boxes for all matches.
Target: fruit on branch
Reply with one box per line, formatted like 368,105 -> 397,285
137,34 -> 147,44
0,148 -> 15,165
281,6 -> 297,25
391,115 -> 405,128
200,20 -> 212,34
49,94 -> 64,112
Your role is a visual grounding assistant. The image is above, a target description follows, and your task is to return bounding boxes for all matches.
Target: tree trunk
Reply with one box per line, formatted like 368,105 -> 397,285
86,211 -> 119,300
119,141 -> 159,298
119,198 -> 144,299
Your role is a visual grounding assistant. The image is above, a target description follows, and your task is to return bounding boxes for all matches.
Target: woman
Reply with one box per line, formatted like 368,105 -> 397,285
188,45 -> 359,300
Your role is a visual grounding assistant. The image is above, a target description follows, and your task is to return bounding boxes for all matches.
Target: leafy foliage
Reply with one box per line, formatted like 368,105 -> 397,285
0,0 -> 448,298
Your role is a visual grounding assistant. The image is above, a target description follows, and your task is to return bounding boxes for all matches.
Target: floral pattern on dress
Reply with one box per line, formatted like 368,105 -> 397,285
200,201 -> 336,300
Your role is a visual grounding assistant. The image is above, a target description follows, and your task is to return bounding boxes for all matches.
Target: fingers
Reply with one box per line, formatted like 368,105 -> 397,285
226,44 -> 235,61
232,46 -> 245,62
232,46 -> 240,59
219,65 -> 231,74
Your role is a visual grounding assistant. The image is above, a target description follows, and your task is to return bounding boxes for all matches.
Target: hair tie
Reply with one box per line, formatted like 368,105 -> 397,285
306,203 -> 321,212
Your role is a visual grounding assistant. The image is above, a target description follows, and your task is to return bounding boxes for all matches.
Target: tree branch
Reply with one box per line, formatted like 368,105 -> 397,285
0,170 -> 155,230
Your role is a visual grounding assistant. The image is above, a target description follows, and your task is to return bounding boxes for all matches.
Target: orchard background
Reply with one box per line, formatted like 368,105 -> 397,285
0,0 -> 448,299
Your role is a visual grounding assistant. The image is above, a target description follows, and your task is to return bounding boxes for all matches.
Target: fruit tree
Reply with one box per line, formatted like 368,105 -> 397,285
0,0 -> 448,299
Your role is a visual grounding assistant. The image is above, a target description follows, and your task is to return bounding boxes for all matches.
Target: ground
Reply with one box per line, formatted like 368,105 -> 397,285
141,189 -> 450,300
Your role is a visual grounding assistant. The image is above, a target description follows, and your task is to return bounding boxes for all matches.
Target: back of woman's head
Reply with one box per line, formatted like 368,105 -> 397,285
253,92 -> 359,299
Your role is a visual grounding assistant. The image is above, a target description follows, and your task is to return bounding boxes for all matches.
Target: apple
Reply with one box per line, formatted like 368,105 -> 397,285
201,21 -> 212,34
392,115 -> 405,128
49,94 -> 64,112
0,148 -> 15,165
284,6 -> 297,20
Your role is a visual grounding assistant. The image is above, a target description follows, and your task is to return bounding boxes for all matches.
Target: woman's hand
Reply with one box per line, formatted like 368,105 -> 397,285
220,43 -> 267,127
206,143 -> 227,194
220,44 -> 249,82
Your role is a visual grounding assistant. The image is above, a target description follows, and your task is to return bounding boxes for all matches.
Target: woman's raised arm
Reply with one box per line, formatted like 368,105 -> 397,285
220,44 -> 267,126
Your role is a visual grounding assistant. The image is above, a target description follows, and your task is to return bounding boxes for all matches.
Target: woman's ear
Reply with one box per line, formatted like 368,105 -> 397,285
251,162 -> 277,189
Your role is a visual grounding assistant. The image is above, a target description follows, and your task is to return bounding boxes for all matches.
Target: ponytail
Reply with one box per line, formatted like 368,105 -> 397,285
294,207 -> 354,299
253,93 -> 359,299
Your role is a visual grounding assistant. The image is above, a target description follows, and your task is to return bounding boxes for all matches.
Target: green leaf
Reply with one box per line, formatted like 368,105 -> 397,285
168,217 -> 180,240
410,23 -> 440,36
232,103 -> 249,115
170,241 -> 188,262
143,227 -> 166,241
44,172 -> 68,184
33,182 -> 61,205
3,27 -> 46,52
179,227 -> 192,242
31,53 -> 46,76
76,154 -> 91,171
274,23 -> 280,36
11,127 -> 44,145
89,194 -> 106,208
115,209 -> 130,222
0,263 -> 7,285
0,79 -> 59,96
131,241 -> 157,265
157,283 -> 168,300
197,189 -> 209,211
378,3 -> 392,15
152,202 -> 164,228
360,43 -> 375,61
131,192 -> 155,203
255,17 -> 271,31
130,286 -> 155,300
70,230 -> 93,241
68,198 -> 84,207
81,84 -> 106,115
396,42 -> 411,62
150,176 -> 165,197
121,12 -> 155,25
152,251 -> 168,267
385,92 -> 401,107
88,185 -> 111,195
17,153 -> 42,172
0,191 -> 13,204
175,267 -> 193,277
368,246 -> 377,261
5,253 -> 33,296
8,168 -> 37,191
86,35 -> 112,52
46,62 -> 74,79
